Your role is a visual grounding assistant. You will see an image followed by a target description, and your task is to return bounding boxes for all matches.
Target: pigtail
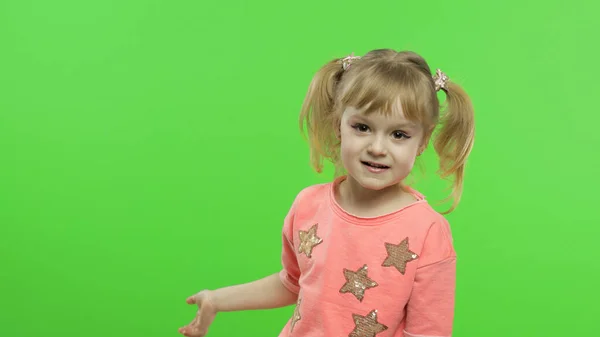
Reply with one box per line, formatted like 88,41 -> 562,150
433,82 -> 475,214
299,59 -> 345,173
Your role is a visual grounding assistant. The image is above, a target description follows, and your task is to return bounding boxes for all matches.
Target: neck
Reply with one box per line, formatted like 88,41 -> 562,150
336,176 -> 416,217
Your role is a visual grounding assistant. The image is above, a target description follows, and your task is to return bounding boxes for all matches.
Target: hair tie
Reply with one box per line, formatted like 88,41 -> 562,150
433,68 -> 449,92
341,52 -> 361,70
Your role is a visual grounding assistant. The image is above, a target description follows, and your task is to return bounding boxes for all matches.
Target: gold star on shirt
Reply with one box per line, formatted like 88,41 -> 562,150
349,310 -> 388,337
290,297 -> 301,332
381,237 -> 419,275
298,223 -> 323,258
339,264 -> 378,302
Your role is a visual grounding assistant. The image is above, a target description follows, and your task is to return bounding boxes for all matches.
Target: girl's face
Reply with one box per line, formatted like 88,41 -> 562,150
339,105 -> 425,192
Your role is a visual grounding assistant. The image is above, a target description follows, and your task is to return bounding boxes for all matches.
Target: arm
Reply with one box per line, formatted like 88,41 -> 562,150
405,257 -> 456,337
405,219 -> 457,337
180,194 -> 303,337
209,272 -> 298,312
180,273 -> 296,337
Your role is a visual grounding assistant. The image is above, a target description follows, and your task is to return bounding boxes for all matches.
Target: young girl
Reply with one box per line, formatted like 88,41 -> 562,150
179,49 -> 475,337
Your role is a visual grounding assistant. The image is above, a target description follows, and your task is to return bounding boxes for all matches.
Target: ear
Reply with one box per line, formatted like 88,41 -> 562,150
334,120 -> 342,140
418,128 -> 434,156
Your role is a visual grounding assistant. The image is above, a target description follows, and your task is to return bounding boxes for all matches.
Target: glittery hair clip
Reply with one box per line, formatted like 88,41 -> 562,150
433,68 -> 449,92
341,52 -> 361,70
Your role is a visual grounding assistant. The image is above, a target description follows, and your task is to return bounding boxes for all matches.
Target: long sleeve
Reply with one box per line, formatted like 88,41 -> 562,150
404,219 -> 457,337
279,197 -> 301,294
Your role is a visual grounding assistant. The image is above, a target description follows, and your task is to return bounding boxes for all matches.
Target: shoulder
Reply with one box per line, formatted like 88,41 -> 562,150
404,187 -> 453,235
399,195 -> 456,266
281,182 -> 331,234
289,182 -> 331,209
296,182 -> 330,200
412,202 -> 453,240
282,181 -> 331,219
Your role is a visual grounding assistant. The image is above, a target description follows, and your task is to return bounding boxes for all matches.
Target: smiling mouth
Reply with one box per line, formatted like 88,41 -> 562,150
361,161 -> 390,169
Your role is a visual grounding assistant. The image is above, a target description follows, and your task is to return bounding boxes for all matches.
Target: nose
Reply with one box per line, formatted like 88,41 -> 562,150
367,136 -> 387,156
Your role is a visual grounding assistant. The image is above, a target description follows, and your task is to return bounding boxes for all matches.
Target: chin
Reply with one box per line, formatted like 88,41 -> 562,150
352,175 -> 400,191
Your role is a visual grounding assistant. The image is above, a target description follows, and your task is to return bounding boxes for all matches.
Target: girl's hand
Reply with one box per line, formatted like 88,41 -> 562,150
179,290 -> 218,337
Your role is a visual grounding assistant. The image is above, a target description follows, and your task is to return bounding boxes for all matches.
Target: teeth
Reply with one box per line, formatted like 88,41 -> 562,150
364,162 -> 388,168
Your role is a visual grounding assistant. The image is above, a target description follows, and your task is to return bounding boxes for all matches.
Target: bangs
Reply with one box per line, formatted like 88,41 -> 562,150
339,62 -> 437,125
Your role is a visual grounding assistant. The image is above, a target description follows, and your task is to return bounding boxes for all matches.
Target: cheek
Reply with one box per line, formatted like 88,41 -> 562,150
339,132 -> 362,161
390,144 -> 420,165
339,138 -> 354,158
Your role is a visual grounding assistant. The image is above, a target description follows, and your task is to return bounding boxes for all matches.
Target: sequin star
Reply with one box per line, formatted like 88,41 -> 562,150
381,237 -> 419,275
298,224 -> 323,258
290,297 -> 301,332
349,310 -> 388,337
339,264 -> 378,302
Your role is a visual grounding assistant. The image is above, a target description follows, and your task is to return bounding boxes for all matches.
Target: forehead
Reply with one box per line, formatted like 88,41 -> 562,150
343,105 -> 417,126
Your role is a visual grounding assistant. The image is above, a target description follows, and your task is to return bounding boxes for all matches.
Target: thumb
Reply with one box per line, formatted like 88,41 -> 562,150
186,294 -> 197,304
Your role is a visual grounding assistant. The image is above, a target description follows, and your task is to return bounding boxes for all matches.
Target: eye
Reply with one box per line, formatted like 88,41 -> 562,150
351,123 -> 370,133
392,131 -> 411,139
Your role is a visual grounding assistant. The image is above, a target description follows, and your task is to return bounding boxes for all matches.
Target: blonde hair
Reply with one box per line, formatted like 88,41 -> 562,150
299,49 -> 475,214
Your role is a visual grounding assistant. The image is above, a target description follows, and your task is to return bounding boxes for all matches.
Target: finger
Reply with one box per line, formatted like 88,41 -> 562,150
179,325 -> 192,335
179,326 -> 192,334
182,314 -> 208,337
179,326 -> 188,336
186,295 -> 197,304
180,326 -> 201,337
179,315 -> 200,336
182,326 -> 204,337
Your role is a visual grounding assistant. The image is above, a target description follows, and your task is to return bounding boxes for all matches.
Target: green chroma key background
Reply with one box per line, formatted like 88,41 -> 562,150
0,0 -> 598,336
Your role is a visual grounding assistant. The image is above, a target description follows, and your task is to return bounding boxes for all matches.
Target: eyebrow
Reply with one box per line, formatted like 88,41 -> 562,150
351,114 -> 418,128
